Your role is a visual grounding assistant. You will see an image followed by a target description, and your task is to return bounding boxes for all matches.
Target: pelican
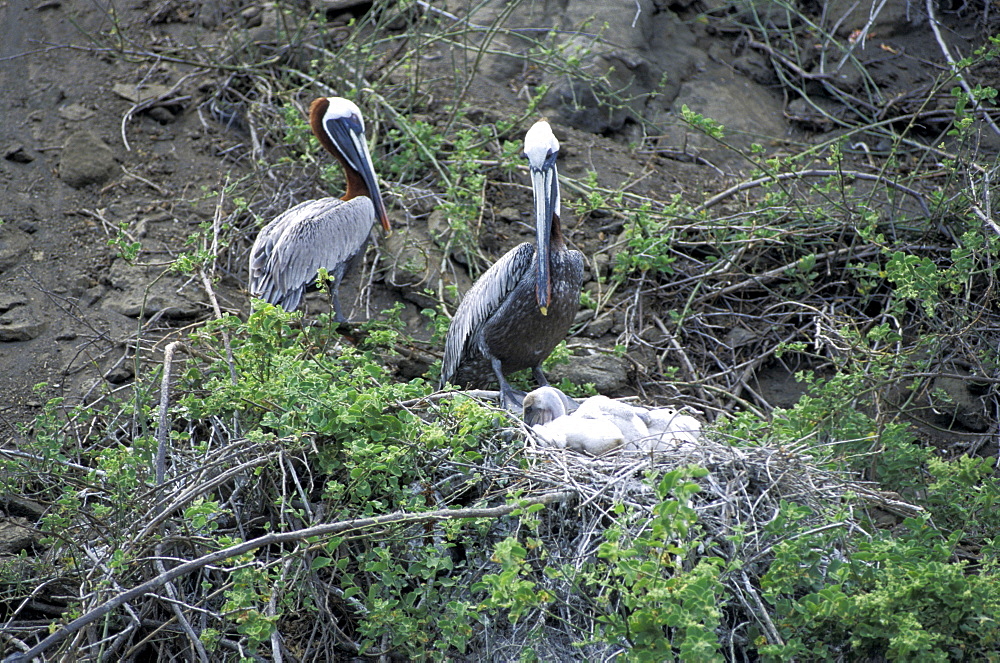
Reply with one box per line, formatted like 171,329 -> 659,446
634,408 -> 703,449
532,414 -> 625,455
528,394 -> 637,455
249,97 -> 390,320
525,390 -> 704,455
575,396 -> 650,442
440,121 -> 584,408
522,386 -> 579,425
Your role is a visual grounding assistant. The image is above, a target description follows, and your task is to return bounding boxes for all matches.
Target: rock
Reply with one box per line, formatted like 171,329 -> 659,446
786,96 -> 851,132
57,103 -> 96,121
722,325 -> 758,349
3,143 -> 34,163
538,1 -> 702,135
313,0 -> 371,10
0,518 -> 41,554
657,65 -> 790,160
381,221 -> 471,309
0,313 -> 47,342
549,349 -> 630,393
147,106 -> 176,124
574,309 -> 614,338
930,371 -> 990,433
0,225 -> 31,274
0,495 -> 46,520
821,0 -> 920,37
102,259 -> 205,319
0,292 -> 28,314
240,4 -> 262,25
465,0 -> 702,136
111,82 -> 175,105
247,4 -> 281,43
58,130 -> 117,188
426,208 -> 451,247
496,207 -> 521,223
733,52 -> 776,86
14,219 -> 39,234
104,364 -> 135,385
731,0 -> 797,29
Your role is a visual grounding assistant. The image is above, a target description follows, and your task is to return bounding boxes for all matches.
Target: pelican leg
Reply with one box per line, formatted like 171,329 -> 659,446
330,289 -> 348,324
532,365 -> 550,387
491,357 -> 526,411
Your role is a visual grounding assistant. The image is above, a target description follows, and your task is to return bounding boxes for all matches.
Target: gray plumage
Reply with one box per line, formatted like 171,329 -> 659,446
440,120 -> 583,408
249,196 -> 376,315
441,245 -> 582,396
248,97 -> 389,321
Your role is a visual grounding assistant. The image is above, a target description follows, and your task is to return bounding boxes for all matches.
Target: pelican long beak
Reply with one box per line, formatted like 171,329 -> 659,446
530,159 -> 559,315
325,118 -> 392,233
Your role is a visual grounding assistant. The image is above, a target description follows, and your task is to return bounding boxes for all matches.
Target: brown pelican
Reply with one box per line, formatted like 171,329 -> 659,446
575,396 -> 649,442
249,97 -> 390,320
440,121 -> 584,408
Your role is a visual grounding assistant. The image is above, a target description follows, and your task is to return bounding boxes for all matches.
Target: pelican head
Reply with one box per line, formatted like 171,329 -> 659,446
309,97 -> 391,233
522,385 -> 577,426
523,120 -> 560,315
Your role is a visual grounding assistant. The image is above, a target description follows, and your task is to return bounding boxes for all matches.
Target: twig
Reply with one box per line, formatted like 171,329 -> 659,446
120,165 -> 171,195
0,445 -> 107,476
740,570 -> 784,647
926,0 -> 1000,137
694,169 -> 931,215
155,341 -> 183,488
3,492 -> 574,663
154,545 -> 209,663
695,245 -> 879,303
651,314 -> 710,405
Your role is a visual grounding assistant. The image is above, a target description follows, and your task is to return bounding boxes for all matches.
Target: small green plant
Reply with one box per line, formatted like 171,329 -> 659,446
614,200 -> 683,283
594,467 -> 725,661
760,518 -> 1000,661
109,221 -> 141,261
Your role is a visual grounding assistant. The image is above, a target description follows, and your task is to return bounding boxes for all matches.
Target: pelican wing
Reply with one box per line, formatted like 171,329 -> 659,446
249,197 -> 376,311
441,242 -> 535,386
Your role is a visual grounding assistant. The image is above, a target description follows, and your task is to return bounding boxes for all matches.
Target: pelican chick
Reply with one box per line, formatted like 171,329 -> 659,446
249,97 -> 390,320
522,386 -> 579,426
440,120 -> 584,408
531,394 -> 640,456
532,415 -> 625,455
574,395 -> 649,443
638,408 -> 703,448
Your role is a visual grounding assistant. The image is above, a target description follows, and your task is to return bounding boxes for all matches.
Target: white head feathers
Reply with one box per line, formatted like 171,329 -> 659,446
323,97 -> 364,130
523,120 -> 559,169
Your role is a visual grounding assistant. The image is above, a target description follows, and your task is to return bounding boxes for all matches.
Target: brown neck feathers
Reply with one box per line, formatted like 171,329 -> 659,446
308,98 -> 367,201
550,211 -> 566,249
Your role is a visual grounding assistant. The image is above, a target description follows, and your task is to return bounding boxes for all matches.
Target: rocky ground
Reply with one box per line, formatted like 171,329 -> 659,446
0,0 -> 995,446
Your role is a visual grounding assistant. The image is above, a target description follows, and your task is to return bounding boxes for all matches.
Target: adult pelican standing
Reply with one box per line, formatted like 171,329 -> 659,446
249,97 -> 390,321
441,120 -> 584,408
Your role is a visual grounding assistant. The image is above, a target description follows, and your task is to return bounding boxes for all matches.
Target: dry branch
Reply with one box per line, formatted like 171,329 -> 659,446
2,492 -> 573,663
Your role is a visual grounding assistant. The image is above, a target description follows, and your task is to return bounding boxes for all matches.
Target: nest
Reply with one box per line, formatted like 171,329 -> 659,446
430,398 -> 924,660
